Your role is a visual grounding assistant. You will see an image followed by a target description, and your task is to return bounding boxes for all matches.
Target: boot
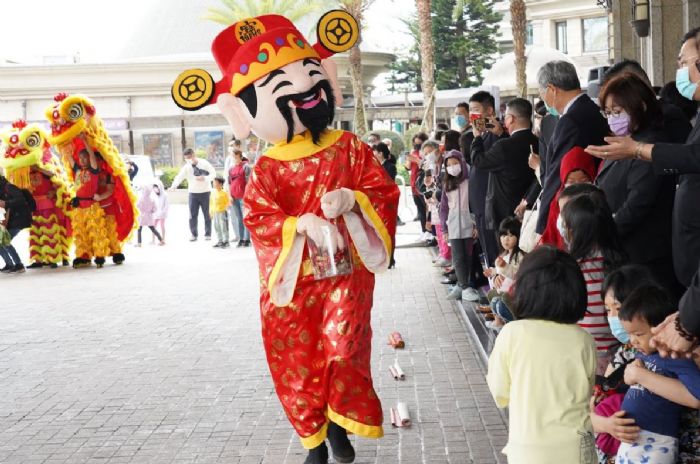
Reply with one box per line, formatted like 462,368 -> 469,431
112,253 -> 125,265
327,422 -> 355,463
303,442 -> 329,464
94,257 -> 106,268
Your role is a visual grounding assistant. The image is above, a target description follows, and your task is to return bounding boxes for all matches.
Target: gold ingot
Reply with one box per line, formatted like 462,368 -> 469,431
255,197 -> 269,206
289,160 -> 304,172
255,225 -> 267,236
299,330 -> 311,344
330,288 -> 342,303
296,397 -> 308,409
312,359 -> 326,370
270,362 -> 280,372
322,150 -> 337,161
298,366 -> 310,379
346,411 -> 359,421
334,379 -> 346,392
351,386 -> 362,396
272,339 -> 285,351
305,296 -> 317,308
315,185 -> 327,198
337,321 -> 349,336
301,190 -> 311,203
287,336 -> 296,348
367,389 -> 377,400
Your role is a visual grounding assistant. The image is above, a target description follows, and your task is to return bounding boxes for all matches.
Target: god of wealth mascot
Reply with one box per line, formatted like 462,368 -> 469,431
45,93 -> 138,268
0,120 -> 73,267
172,11 -> 399,464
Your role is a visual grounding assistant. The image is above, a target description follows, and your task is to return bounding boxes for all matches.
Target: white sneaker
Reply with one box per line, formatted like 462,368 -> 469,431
446,286 -> 463,300
433,257 -> 451,267
485,321 -> 503,332
462,287 -> 480,302
424,232 -> 434,241
415,232 -> 427,242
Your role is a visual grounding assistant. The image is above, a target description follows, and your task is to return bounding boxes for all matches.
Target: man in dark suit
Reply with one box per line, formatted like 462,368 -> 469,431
535,60 -> 610,237
471,98 -> 538,235
586,27 -> 700,357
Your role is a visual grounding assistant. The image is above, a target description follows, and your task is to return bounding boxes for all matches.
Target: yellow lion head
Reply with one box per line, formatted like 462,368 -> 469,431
0,120 -> 53,189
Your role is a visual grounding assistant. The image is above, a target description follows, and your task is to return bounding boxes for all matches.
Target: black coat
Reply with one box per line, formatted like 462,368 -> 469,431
596,126 -> 674,265
471,129 -> 538,229
536,94 -> 609,233
0,181 -> 32,230
382,159 -> 397,181
652,110 -> 700,287
460,129 -> 501,220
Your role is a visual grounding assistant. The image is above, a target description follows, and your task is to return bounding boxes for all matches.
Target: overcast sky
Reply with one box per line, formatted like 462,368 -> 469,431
0,0 -> 415,63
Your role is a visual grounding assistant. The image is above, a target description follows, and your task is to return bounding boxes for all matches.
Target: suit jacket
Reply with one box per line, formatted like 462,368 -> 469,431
460,129 -> 501,221
652,110 -> 700,287
596,126 -> 674,265
536,94 -> 609,233
471,129 -> 538,229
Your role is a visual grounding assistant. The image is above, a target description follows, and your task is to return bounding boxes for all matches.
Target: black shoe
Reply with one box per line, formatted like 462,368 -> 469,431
425,239 -> 438,247
327,422 -> 355,463
442,268 -> 454,277
0,265 -> 12,273
49,263 -> 58,269
236,241 -> 244,248
72,258 -> 91,269
94,257 -> 105,268
388,258 -> 396,269
9,264 -> 26,274
244,240 -> 251,247
27,262 -> 45,269
112,253 -> 125,265
213,242 -> 223,248
304,442 -> 329,464
397,218 -> 405,226
221,242 -> 230,248
441,277 -> 457,285
62,259 -> 69,266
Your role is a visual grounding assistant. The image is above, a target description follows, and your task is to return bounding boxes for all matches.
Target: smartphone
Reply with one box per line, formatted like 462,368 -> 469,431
471,113 -> 486,132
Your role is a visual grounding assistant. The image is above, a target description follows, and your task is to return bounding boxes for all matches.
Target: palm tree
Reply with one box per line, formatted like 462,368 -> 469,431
510,0 -> 528,97
416,0 -> 435,133
205,0 -> 332,24
337,0 -> 375,137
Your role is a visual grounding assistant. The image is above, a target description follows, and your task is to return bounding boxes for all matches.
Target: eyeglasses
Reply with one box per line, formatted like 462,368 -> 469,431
600,109 -> 626,118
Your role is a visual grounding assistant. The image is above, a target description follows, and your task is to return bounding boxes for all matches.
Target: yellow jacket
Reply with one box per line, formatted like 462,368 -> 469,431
210,189 -> 231,215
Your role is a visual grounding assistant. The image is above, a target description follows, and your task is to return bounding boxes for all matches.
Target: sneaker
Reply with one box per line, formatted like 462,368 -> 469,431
433,257 -> 451,267
462,287 -> 481,302
27,262 -> 45,269
213,242 -> 223,248
9,264 -> 26,273
221,242 -> 230,248
204,236 -> 212,241
485,321 -> 503,332
190,236 -> 197,242
441,276 -> 457,285
446,285 -> 463,300
0,265 -> 12,273
236,241 -> 244,248
244,240 -> 251,247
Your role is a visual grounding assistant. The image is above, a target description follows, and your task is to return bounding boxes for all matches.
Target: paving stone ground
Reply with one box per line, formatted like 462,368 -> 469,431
1,203 -> 507,464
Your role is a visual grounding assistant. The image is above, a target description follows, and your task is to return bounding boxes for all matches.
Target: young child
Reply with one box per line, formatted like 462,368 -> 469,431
136,184 -> 164,247
210,176 -> 231,249
487,246 -> 597,463
615,285 -> 700,463
152,181 -> 169,243
560,190 -> 626,374
481,217 -> 525,329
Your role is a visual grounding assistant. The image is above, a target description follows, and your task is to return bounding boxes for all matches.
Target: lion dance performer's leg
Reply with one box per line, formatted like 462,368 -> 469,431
72,203 -> 111,268
260,266 -> 382,451
29,209 -> 67,266
103,214 -> 123,263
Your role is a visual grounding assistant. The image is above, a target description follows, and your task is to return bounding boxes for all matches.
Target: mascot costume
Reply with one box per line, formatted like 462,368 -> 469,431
46,93 -> 137,268
0,120 -> 73,267
172,11 -> 399,464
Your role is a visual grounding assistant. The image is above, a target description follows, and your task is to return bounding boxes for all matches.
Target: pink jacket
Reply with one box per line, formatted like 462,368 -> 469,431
137,185 -> 157,227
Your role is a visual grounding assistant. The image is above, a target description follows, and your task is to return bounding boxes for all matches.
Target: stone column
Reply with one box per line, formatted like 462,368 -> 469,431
683,0 -> 700,31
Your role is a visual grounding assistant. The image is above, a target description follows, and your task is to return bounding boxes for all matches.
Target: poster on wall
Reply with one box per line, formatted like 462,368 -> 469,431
110,134 -> 124,153
194,130 -> 224,168
143,133 -> 174,167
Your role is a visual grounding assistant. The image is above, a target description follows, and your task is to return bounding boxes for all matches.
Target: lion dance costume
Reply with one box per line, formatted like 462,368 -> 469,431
172,11 -> 399,464
0,120 -> 72,267
46,93 -> 137,268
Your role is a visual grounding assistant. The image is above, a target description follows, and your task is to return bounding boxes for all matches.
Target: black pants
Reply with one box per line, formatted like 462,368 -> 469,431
188,192 -> 211,238
475,213 -> 499,267
413,194 -> 427,233
138,226 -> 163,244
450,238 -> 474,289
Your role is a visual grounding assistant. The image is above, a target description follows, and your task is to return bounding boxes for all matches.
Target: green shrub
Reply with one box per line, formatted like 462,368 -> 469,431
160,166 -> 187,189
361,130 -> 405,155
396,164 -> 410,186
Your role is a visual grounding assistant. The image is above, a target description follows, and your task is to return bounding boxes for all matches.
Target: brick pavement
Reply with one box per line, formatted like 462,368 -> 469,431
0,204 -> 507,463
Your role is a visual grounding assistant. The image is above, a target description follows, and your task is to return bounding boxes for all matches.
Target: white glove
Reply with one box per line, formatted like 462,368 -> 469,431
296,213 -> 346,254
320,188 -> 355,220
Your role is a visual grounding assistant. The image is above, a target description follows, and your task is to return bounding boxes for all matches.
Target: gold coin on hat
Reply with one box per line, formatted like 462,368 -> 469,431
171,69 -> 215,111
317,10 -> 359,54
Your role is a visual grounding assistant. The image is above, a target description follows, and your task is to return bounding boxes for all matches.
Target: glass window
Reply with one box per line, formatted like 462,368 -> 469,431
526,21 -> 534,46
556,21 -> 568,54
583,17 -> 608,53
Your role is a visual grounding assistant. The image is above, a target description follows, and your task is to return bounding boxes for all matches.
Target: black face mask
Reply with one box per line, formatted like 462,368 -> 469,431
275,79 -> 336,144
413,144 -> 421,151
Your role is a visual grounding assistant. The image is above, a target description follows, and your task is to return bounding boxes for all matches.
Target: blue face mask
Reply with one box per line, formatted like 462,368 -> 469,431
453,115 -> 467,128
545,102 -> 560,117
676,67 -> 699,101
608,316 -> 630,344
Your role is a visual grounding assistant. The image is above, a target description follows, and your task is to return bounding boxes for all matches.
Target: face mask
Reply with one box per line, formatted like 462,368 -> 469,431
154,188 -> 160,195
543,88 -> 560,117
608,316 -> 630,344
446,165 -> 462,177
607,112 -> 631,136
453,115 -> 467,128
188,158 -> 195,165
413,144 -> 421,151
556,214 -> 568,245
426,152 -> 437,164
676,66 -> 699,101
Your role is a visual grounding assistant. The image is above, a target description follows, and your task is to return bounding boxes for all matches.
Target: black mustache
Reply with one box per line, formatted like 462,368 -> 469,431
276,80 -> 335,143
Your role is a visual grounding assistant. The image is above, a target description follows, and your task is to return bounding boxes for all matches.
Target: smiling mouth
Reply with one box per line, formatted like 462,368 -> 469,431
291,89 -> 322,110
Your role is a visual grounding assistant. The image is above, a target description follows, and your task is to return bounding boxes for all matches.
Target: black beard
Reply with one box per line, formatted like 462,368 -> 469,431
275,80 -> 336,144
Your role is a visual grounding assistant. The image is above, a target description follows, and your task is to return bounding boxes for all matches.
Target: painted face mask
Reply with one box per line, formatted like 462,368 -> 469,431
608,316 -> 630,344
446,164 -> 462,177
676,66 -> 699,101
607,112 -> 631,136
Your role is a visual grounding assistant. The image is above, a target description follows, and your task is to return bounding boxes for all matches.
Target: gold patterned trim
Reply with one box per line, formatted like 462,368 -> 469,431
264,129 -> 344,161
327,406 -> 384,439
353,190 -> 392,259
299,421 -> 329,449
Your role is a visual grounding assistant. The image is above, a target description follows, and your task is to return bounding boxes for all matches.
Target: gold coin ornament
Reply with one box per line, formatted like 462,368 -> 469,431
317,10 -> 359,54
171,69 -> 215,111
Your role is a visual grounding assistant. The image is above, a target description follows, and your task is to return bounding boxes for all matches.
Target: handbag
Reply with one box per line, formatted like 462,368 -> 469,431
520,192 -> 541,253
0,225 -> 11,247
